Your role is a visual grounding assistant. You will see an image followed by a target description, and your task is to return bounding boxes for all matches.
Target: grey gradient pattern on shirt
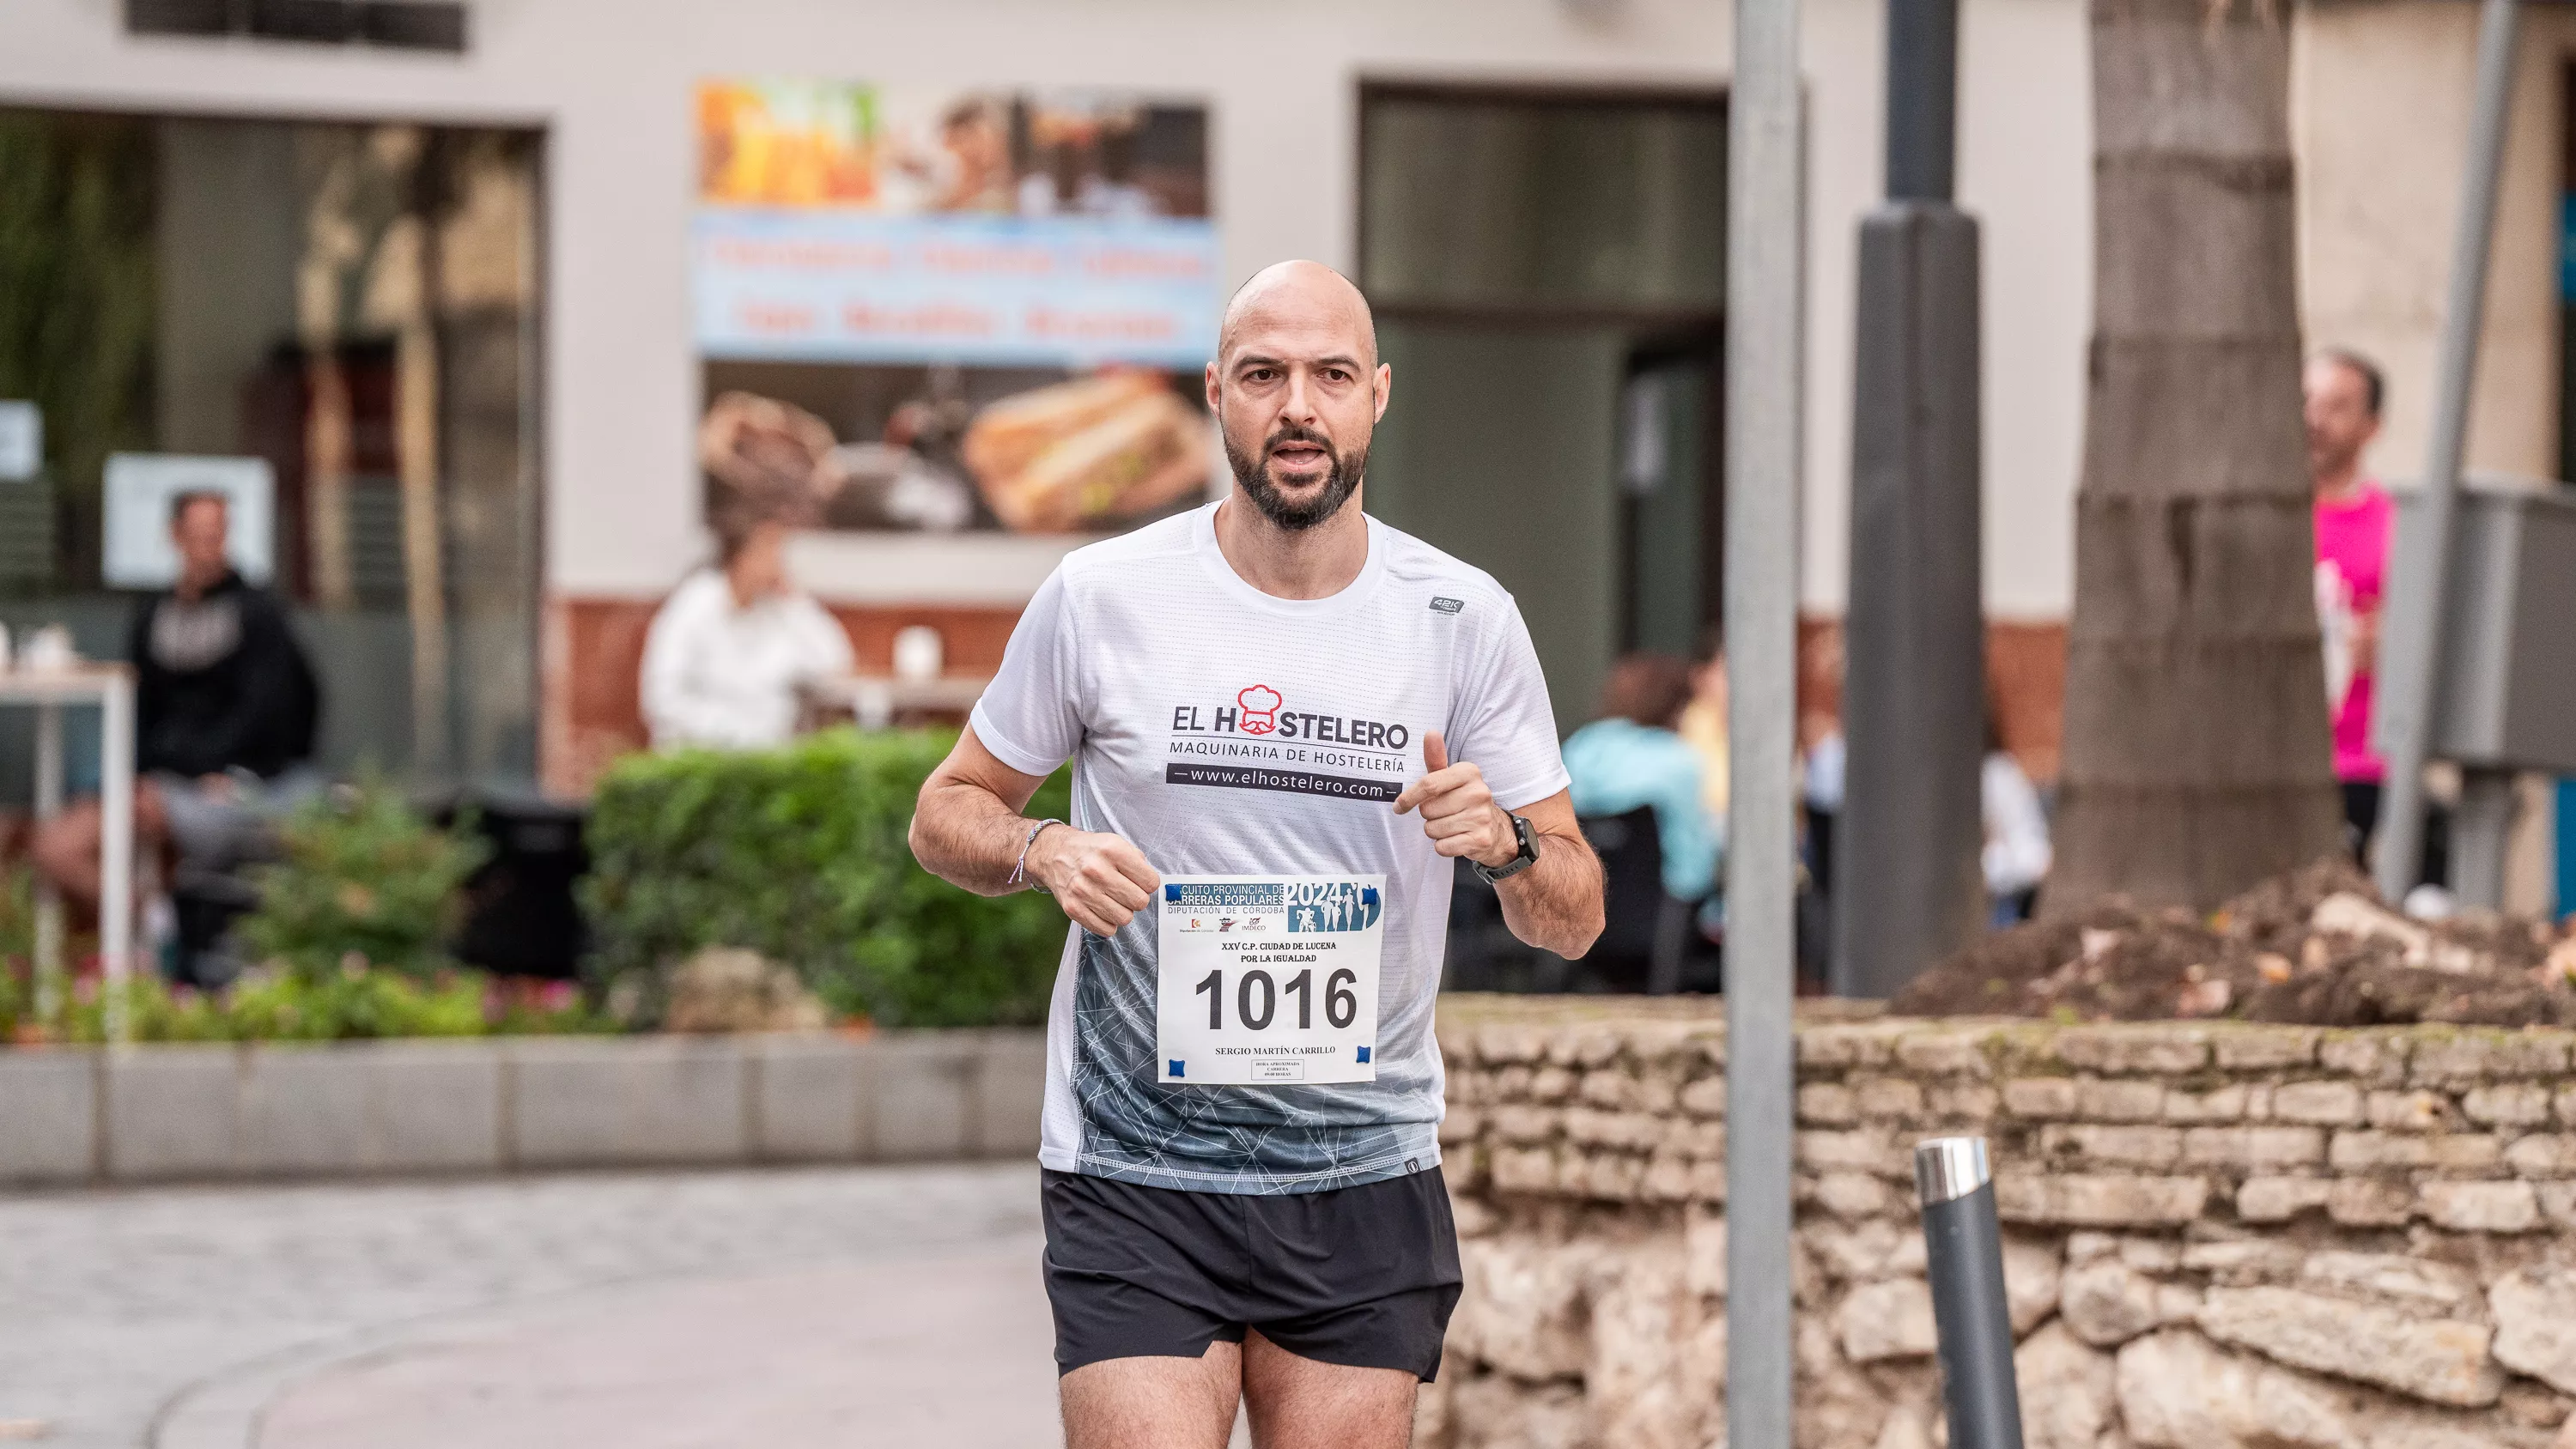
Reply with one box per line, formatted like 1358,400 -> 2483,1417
1071,928 -> 1437,1196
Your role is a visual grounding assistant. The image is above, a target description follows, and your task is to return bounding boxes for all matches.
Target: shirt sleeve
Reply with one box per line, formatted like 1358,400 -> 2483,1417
1449,599 -> 1572,811
792,597 -> 855,679
969,564 -> 1084,777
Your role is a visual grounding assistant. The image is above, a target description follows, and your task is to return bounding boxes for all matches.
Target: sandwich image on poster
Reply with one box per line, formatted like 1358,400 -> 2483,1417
1156,876 -> 1383,1087
960,370 -> 1207,532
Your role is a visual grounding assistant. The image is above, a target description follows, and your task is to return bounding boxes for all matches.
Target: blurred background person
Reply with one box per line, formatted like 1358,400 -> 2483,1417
1798,707 -> 1846,988
1564,652 -> 1722,906
2306,349 -> 2393,862
1982,710 -> 2051,925
1562,653 -> 1722,991
32,489 -> 321,918
642,396 -> 855,751
1675,635 -> 1728,826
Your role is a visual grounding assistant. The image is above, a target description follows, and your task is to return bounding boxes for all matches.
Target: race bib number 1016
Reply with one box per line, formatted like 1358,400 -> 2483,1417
1156,876 -> 1383,1086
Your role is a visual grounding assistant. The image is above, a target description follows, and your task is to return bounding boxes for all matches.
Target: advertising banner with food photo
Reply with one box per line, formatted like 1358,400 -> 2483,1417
693,80 -> 1218,536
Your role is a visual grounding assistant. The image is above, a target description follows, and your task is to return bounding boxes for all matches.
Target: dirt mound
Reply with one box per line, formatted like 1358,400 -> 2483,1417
2210,855 -> 2373,955
1891,858 -> 2576,1028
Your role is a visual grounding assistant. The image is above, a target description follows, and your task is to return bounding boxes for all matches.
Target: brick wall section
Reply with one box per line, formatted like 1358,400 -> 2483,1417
1424,997 -> 2576,1449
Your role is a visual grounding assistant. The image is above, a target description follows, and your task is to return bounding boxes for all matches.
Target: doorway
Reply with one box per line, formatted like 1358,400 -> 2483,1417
1356,82 -> 1728,733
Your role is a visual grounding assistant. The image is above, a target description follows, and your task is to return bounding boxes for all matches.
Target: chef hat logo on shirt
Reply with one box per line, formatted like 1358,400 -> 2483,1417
1237,685 -> 1284,735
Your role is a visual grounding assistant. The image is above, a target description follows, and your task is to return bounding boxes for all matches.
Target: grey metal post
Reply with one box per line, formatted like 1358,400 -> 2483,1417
1885,0 -> 1958,203
33,700 -> 64,1022
2451,767 -> 2518,909
1917,1138 -> 2025,1449
2374,0 -> 2521,904
1725,0 -> 1802,1438
100,670 -> 135,1044
1833,0 -> 1985,998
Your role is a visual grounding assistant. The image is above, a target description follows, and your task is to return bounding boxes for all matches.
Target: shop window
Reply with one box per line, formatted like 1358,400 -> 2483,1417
0,109 -> 543,794
125,0 -> 470,52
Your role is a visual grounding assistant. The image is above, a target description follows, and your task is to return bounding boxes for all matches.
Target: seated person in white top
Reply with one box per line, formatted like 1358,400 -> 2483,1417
639,516 -> 853,750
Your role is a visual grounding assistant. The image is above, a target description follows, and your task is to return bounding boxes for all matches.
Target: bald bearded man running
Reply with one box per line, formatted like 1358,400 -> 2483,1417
911,260 -> 1604,1448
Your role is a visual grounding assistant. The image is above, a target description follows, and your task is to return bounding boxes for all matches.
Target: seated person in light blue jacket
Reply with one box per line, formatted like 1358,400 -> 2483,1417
1560,653 -> 1722,903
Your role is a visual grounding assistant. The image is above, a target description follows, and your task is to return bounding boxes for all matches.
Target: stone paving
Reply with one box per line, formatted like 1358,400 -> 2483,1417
0,1163 -> 1062,1448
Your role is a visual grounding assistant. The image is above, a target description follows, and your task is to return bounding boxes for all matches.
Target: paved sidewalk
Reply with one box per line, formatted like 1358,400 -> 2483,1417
256,1245 -> 1059,1448
0,1163 -> 1057,1448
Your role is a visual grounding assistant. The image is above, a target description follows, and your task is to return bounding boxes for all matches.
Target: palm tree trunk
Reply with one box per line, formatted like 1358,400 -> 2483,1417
2048,0 -> 2343,913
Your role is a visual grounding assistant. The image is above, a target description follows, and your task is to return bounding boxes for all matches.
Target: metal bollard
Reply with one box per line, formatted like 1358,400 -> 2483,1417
1915,1137 -> 2025,1449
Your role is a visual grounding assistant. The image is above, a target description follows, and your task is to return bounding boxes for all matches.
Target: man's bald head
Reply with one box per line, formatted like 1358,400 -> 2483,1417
1205,259 -> 1391,534
1218,260 -> 1377,368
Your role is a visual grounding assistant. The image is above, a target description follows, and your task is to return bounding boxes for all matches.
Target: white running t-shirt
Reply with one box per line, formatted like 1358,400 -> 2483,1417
970,501 -> 1570,1195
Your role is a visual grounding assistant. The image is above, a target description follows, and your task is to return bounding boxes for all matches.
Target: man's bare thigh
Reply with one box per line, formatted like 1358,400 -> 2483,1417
1059,1333 -> 1416,1449
1060,1341 -> 1242,1449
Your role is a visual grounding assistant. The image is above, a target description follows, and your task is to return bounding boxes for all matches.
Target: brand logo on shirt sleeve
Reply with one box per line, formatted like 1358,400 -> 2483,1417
1430,596 -> 1465,615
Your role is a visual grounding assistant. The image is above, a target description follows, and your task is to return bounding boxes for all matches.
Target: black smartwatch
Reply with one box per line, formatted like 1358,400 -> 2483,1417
1473,812 -> 1540,884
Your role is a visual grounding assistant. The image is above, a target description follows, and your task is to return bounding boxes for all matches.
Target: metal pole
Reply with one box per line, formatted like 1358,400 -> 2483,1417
1917,1137 -> 2026,1449
1834,0 -> 1985,997
100,672 -> 135,1044
2375,0 -> 2520,904
2451,767 -> 2518,909
1885,0 -> 1959,203
33,699 -> 64,1023
1726,0 -> 1801,1437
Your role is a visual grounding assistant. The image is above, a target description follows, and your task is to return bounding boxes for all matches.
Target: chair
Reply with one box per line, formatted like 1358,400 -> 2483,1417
1577,806 -> 1707,995
1443,858 -> 1557,991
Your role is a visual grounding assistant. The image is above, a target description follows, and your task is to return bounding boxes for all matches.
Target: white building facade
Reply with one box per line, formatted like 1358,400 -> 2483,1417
3,0 -> 2564,828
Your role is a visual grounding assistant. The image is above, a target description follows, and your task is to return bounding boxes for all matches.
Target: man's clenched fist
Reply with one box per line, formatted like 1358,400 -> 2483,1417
1392,731 -> 1519,870
1027,825 -> 1163,937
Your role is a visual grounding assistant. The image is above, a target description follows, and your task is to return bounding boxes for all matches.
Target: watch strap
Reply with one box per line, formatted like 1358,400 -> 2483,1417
1473,813 -> 1540,884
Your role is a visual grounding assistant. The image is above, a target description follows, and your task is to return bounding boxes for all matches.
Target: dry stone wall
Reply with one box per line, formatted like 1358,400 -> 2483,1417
1425,997 -> 2576,1449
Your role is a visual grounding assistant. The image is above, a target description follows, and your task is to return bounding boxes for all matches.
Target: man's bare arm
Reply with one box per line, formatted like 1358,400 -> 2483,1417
1392,732 -> 1604,960
909,725 -> 1160,938
1491,791 -> 1607,961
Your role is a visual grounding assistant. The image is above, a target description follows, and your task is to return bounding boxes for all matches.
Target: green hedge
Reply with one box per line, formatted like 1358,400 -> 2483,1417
580,728 -> 1072,1028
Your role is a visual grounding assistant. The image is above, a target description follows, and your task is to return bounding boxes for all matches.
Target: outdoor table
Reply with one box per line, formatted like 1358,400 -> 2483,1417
805,673 -> 993,731
1,664 -> 137,1040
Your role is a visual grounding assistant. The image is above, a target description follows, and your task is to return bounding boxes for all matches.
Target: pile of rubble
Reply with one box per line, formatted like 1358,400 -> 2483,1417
1893,858 -> 2576,1027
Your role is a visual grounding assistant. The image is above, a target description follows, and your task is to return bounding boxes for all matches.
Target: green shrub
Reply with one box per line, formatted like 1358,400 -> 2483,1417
236,781 -> 490,982
0,867 -> 30,1040
581,728 -> 1072,1028
0,794 -> 614,1046
54,967 -> 611,1044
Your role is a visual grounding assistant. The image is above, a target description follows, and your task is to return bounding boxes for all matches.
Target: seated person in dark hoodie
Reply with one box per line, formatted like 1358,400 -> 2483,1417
33,490 -> 321,910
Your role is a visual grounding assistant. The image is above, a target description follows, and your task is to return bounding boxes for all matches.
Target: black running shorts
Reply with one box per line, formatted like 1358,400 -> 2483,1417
1040,1166 -> 1463,1380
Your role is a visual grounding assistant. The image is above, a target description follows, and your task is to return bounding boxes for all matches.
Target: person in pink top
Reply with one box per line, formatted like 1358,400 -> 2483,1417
2305,349 -> 2396,859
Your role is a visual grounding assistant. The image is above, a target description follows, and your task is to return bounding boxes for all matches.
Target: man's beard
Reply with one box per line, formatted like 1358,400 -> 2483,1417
1225,421 -> 1365,531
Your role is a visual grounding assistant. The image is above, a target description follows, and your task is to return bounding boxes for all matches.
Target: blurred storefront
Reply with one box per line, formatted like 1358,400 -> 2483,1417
0,0 -> 2567,901
0,106 -> 540,795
